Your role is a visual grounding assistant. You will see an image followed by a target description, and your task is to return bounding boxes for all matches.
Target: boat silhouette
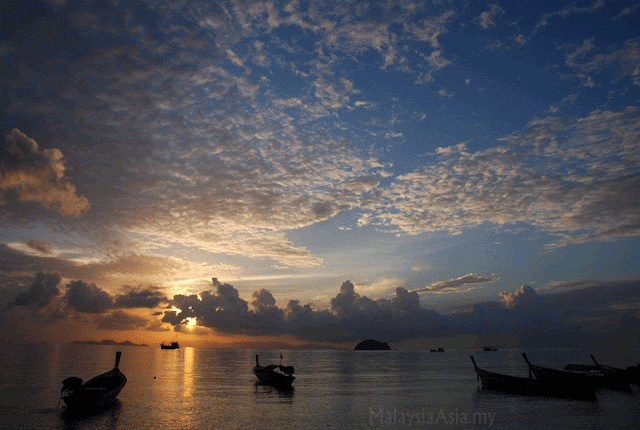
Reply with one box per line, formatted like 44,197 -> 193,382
60,351 -> 127,411
253,354 -> 295,388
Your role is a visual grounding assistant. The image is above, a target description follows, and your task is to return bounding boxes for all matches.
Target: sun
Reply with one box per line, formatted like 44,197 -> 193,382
185,317 -> 197,328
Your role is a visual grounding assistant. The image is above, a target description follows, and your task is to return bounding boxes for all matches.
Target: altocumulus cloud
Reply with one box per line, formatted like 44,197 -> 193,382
361,107 -> 640,247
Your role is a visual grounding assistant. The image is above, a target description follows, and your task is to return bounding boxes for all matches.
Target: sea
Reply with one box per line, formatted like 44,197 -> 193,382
1,343 -> 639,430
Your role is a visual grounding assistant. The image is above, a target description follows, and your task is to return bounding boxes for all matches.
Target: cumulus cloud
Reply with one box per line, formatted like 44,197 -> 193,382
64,280 -> 113,313
159,278 -> 440,342
4,271 -> 640,347
12,271 -> 62,308
0,130 -> 90,217
499,285 -> 544,309
414,274 -> 498,294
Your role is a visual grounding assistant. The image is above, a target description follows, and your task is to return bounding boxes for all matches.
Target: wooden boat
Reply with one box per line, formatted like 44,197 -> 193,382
483,346 -> 498,351
470,355 -> 596,400
523,353 -> 631,392
253,354 -> 295,388
60,351 -> 127,410
430,347 -> 445,352
587,354 -> 640,385
160,341 -> 179,349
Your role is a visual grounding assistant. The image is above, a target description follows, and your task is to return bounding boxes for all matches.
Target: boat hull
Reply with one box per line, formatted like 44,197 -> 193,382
470,356 -> 596,401
253,368 -> 295,388
476,367 -> 596,400
527,361 -> 631,392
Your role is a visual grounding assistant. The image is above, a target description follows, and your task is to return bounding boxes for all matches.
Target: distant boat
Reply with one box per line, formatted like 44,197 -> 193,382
160,342 -> 179,349
523,353 -> 631,392
483,346 -> 498,351
60,351 -> 127,411
470,355 -> 596,400
253,354 -> 295,388
430,347 -> 445,352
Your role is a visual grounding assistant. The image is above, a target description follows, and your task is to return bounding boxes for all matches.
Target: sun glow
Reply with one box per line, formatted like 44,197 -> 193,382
185,317 -> 197,328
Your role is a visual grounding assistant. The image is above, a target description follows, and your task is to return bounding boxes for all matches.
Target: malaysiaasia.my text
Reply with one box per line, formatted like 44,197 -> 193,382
370,408 -> 496,427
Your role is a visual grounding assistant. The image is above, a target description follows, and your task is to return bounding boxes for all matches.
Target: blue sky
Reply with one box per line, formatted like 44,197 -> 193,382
1,0 -> 639,347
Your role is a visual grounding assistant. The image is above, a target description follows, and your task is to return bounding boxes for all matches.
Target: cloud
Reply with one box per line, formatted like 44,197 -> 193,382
4,270 -> 640,347
536,0 -> 606,29
159,278 -> 441,342
95,310 -> 151,330
0,0 -> 467,268
0,244 -> 227,288
562,38 -> 640,87
25,239 -> 52,255
358,107 -> 640,247
415,273 -> 498,294
114,286 -> 168,309
478,4 -> 504,29
499,285 -> 544,309
64,280 -> 113,313
0,130 -> 90,217
12,271 -> 62,308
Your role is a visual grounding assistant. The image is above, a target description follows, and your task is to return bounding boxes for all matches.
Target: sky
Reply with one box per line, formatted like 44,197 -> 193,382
1,0 -> 639,349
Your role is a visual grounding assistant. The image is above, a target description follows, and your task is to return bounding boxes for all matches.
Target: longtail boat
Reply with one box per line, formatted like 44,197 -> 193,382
60,351 -> 127,411
523,353 -> 631,392
253,354 -> 295,388
470,355 -> 596,400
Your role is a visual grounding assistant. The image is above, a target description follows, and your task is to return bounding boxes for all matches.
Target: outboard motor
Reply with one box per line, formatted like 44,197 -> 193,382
61,377 -> 83,395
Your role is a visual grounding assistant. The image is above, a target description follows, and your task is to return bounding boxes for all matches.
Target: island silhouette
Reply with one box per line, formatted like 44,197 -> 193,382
71,339 -> 149,347
354,339 -> 391,350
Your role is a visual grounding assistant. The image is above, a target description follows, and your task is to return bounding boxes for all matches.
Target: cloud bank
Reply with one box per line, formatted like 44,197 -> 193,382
4,271 -> 640,347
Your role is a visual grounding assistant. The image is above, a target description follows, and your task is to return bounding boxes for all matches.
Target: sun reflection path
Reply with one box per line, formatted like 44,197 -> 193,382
183,347 -> 195,398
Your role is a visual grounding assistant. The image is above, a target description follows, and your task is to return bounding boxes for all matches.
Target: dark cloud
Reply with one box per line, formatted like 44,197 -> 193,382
64,280 -> 113,313
114,286 -> 168,308
13,271 -> 62,308
25,239 -> 52,254
95,310 -> 150,331
414,273 -> 498,293
161,278 -> 440,342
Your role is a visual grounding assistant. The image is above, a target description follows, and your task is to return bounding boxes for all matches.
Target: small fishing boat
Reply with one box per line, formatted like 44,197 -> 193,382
483,346 -> 498,352
160,341 -> 179,349
430,347 -> 445,352
523,353 -> 631,392
60,351 -> 127,411
253,354 -> 295,388
470,355 -> 596,400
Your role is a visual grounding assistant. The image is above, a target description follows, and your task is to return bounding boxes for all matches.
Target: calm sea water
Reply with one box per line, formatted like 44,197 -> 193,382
1,343 -> 639,430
